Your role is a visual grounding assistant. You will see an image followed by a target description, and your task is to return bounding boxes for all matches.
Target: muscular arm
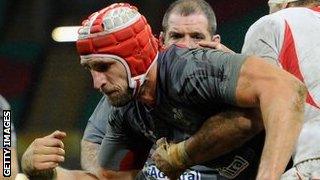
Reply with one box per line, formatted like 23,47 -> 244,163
153,108 -> 264,179
80,140 -> 100,175
186,108 -> 263,163
153,55 -> 305,180
236,56 -> 306,179
81,140 -> 138,180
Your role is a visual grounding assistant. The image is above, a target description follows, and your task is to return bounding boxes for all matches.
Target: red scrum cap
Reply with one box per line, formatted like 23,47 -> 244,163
76,3 -> 159,94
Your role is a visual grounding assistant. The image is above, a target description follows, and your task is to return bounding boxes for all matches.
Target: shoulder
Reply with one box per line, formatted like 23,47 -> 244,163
158,45 -> 247,83
88,96 -> 113,123
158,45 -> 245,71
246,7 -> 314,37
246,13 -> 285,39
157,45 -> 189,71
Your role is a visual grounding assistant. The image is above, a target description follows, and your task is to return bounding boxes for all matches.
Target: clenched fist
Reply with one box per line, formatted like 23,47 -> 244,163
151,138 -> 192,180
21,130 -> 66,178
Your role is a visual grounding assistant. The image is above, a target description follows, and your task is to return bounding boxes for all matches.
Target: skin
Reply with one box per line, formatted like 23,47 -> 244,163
185,108 -> 263,164
21,20 -> 248,179
151,108 -> 264,180
82,12 -> 241,180
21,131 -> 66,174
236,56 -> 306,179
86,59 -> 132,107
21,131 -> 98,180
20,6 -> 306,180
162,12 -> 213,47
91,51 -> 306,180
265,1 -> 320,179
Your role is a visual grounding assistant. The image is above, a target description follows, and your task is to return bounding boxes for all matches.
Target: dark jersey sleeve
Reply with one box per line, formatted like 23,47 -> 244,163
98,106 -> 153,171
82,96 -> 109,144
158,45 -> 247,106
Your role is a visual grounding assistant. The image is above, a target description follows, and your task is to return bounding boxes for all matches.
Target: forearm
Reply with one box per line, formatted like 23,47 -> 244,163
81,140 -> 139,180
81,140 -> 100,176
257,82 -> 306,179
185,108 -> 263,164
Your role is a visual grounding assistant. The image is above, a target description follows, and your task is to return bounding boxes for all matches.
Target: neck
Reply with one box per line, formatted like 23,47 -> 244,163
137,62 -> 157,106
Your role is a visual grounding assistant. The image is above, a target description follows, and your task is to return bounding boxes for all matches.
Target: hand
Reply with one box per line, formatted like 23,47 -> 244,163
197,41 -> 235,53
152,138 -> 191,180
21,130 -> 66,177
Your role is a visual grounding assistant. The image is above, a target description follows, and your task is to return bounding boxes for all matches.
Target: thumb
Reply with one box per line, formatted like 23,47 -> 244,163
48,130 -> 67,140
156,137 -> 168,147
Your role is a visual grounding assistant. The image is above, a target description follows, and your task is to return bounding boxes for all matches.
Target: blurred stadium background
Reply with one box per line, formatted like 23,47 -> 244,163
0,0 -> 268,170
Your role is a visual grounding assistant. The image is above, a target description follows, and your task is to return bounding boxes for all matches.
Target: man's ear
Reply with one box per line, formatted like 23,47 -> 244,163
212,34 -> 221,43
159,31 -> 165,48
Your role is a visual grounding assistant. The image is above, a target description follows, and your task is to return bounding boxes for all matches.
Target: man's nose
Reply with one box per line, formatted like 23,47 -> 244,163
91,71 -> 107,90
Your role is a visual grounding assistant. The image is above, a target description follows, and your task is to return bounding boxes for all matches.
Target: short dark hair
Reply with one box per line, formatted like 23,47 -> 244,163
288,0 -> 320,7
162,0 -> 217,36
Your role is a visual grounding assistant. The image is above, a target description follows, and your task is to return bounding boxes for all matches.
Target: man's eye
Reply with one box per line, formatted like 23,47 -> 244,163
192,34 -> 205,40
93,64 -> 110,72
170,33 -> 183,39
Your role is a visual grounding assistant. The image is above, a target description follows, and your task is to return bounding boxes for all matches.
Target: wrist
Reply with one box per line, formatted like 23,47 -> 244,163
168,141 -> 193,169
26,168 -> 57,180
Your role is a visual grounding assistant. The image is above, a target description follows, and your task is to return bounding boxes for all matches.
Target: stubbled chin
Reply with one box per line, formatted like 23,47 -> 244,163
106,93 -> 131,107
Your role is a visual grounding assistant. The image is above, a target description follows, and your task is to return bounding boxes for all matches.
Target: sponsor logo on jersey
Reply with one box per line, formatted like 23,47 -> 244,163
146,164 -> 201,180
216,155 -> 249,179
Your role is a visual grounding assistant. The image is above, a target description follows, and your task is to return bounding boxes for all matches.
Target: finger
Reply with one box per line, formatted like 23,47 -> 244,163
47,130 -> 67,140
34,146 -> 65,156
151,151 -> 161,161
35,154 -> 65,163
197,41 -> 219,49
155,144 -> 170,159
152,153 -> 172,173
154,158 -> 171,173
156,137 -> 166,146
33,162 -> 59,171
156,137 -> 167,146
41,138 -> 64,149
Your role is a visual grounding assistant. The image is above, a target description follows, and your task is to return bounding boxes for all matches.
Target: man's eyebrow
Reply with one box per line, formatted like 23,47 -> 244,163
190,32 -> 205,37
81,63 -> 90,69
168,31 -> 183,37
168,31 -> 181,34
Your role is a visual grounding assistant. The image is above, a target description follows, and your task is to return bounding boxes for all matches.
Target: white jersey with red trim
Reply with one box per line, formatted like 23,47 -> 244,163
242,7 -> 320,165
